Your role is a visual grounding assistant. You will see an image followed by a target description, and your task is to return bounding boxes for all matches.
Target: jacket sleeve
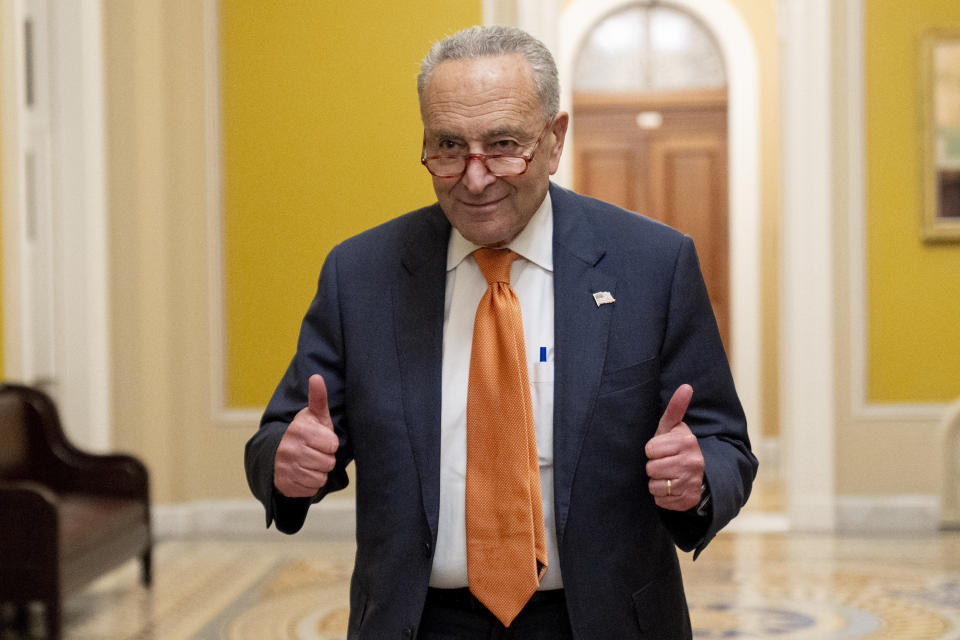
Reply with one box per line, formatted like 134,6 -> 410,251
243,245 -> 354,534
656,235 -> 758,556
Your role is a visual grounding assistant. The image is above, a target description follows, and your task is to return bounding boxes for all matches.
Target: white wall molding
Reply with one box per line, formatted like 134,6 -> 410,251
557,0 -> 762,442
726,511 -> 790,533
203,0 -> 263,427
779,0 -> 835,530
836,495 -> 940,532
152,498 -> 356,540
151,494 -> 942,539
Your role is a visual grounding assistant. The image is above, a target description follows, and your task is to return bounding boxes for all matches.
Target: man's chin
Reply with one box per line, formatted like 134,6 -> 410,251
454,220 -> 518,248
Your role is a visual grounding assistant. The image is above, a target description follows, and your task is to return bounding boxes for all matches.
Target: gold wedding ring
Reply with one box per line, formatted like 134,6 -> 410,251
667,479 -> 672,496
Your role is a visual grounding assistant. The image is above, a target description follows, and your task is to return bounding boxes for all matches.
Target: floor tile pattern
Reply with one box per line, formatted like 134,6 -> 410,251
37,531 -> 960,639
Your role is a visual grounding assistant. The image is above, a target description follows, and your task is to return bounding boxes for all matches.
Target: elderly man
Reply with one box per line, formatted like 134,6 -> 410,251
245,25 -> 756,639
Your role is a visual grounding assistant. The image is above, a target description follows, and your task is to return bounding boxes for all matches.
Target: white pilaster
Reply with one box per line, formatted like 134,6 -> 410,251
779,0 -> 836,530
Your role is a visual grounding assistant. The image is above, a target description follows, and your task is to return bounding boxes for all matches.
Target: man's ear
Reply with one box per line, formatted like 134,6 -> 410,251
548,112 -> 570,174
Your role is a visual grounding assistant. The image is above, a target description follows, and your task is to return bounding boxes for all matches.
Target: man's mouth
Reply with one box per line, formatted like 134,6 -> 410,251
460,195 -> 507,209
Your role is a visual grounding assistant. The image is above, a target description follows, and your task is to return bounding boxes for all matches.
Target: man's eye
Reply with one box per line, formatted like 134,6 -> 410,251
493,140 -> 520,152
438,140 -> 461,151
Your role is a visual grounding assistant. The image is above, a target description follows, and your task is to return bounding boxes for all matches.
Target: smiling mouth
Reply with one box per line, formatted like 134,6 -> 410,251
460,195 -> 507,209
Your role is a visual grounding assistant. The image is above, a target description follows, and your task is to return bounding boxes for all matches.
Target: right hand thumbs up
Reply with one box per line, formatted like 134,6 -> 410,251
274,374 -> 340,498
307,373 -> 333,427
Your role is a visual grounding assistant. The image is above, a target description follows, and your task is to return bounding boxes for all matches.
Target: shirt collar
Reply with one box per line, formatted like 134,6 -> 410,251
446,192 -> 554,273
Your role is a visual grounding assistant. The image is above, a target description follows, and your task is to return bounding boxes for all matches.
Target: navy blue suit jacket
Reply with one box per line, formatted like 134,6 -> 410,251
245,183 -> 757,639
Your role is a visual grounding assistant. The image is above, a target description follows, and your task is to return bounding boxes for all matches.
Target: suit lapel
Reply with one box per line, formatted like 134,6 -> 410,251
550,184 -> 616,545
394,206 -> 450,544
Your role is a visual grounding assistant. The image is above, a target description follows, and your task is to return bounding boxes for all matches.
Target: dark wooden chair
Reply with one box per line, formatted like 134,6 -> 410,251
0,383 -> 152,639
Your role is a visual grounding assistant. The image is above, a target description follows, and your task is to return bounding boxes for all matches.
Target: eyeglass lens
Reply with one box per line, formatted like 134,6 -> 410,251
425,155 -> 528,177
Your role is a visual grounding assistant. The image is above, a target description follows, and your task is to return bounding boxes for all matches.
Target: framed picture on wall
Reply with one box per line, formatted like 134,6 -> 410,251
920,28 -> 960,242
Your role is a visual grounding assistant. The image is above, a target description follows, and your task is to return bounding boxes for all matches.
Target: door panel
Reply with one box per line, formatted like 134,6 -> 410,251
649,135 -> 728,342
579,147 -> 637,212
573,90 -> 729,347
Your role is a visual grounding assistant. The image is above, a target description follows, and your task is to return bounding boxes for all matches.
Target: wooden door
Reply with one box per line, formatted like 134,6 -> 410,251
573,89 -> 730,348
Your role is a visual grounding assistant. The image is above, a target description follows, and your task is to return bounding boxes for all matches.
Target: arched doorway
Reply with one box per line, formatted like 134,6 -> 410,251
558,0 -> 761,446
571,4 -> 730,347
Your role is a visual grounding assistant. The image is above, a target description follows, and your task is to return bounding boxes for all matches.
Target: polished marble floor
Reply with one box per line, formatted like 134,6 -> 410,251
40,526 -> 960,640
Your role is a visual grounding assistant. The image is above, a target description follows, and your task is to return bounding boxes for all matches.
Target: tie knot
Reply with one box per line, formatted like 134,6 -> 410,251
473,248 -> 519,285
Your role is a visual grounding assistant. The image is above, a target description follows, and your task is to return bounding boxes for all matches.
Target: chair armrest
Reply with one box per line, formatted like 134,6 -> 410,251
5,384 -> 149,500
0,481 -> 59,573
0,479 -> 59,510
51,450 -> 150,500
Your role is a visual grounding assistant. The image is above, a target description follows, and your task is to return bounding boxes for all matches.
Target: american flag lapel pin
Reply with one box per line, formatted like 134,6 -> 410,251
592,291 -> 615,307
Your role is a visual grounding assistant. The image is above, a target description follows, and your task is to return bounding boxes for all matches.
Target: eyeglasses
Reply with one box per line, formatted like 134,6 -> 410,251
420,127 -> 549,178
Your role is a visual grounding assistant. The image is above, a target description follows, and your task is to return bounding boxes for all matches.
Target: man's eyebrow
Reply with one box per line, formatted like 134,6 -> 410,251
426,130 -> 465,141
425,127 -> 532,142
485,127 -> 528,139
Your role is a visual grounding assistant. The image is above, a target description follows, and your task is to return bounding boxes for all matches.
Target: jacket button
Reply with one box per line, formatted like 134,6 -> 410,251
424,541 -> 432,556
402,627 -> 414,638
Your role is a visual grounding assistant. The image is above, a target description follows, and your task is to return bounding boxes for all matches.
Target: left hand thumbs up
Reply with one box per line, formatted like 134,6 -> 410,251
645,384 -> 704,511
655,383 -> 693,436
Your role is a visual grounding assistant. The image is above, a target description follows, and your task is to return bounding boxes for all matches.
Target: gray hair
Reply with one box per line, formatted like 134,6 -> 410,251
417,25 -> 560,121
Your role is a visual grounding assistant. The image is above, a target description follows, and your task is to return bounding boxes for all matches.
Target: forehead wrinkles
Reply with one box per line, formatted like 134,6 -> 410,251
421,55 -> 543,132
424,98 -> 535,134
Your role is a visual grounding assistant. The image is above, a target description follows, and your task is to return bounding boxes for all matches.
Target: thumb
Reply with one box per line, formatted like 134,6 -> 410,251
656,384 -> 693,436
307,374 -> 333,428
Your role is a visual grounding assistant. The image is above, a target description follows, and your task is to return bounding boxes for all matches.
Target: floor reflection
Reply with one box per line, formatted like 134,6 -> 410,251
28,527 -> 954,640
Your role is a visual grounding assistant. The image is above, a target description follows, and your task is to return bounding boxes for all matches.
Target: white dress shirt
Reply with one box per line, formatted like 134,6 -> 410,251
430,193 -> 562,590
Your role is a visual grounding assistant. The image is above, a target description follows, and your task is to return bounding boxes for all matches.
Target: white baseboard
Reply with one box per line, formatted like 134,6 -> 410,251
152,497 -> 356,540
726,511 -> 791,533
150,493 -> 943,540
836,494 -> 941,532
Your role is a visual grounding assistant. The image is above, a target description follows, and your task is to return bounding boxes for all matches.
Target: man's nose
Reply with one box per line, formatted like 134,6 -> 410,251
462,155 -> 497,193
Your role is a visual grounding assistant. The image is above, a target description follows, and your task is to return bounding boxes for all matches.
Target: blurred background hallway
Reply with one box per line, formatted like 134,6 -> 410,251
3,0 -> 960,638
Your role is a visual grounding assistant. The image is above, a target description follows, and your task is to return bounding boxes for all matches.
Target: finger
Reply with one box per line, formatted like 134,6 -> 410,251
276,472 -> 327,498
645,429 -> 696,462
649,478 -> 702,510
648,475 -> 699,496
647,443 -> 704,483
282,445 -> 336,472
649,478 -> 668,497
298,419 -> 339,455
308,374 -> 333,427
294,446 -> 337,473
656,384 -> 693,436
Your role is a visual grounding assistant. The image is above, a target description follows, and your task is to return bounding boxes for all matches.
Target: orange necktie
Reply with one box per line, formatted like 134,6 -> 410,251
465,248 -> 547,627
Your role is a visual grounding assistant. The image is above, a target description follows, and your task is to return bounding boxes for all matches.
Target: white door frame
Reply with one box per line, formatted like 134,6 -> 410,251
1,0 -> 111,450
553,0 -> 763,474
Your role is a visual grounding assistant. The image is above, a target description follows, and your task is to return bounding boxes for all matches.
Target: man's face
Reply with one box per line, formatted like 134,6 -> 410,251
420,54 -> 568,247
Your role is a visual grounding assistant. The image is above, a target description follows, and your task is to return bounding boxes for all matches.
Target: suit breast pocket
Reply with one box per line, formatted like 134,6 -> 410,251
598,356 -> 659,397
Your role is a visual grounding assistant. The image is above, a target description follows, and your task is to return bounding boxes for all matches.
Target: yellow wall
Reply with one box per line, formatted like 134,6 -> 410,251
222,2 -> 482,408
866,0 -> 960,402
